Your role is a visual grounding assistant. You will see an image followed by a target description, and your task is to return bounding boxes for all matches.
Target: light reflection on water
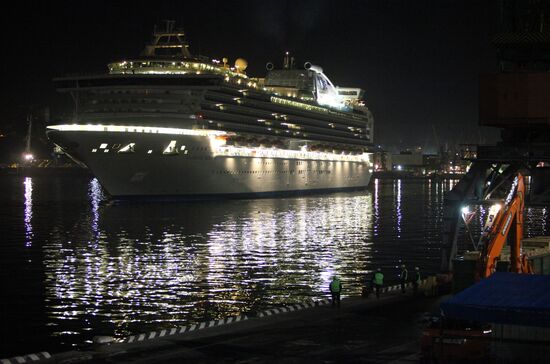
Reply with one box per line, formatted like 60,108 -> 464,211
43,191 -> 376,341
395,179 -> 402,237
89,179 -> 102,238
1,176 -> 549,355
24,177 -> 33,247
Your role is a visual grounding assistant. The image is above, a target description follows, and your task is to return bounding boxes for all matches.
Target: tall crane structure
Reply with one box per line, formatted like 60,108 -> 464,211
441,0 -> 550,272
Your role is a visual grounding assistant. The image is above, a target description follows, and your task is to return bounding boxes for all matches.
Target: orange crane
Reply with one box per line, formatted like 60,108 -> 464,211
421,174 -> 534,362
475,173 -> 533,280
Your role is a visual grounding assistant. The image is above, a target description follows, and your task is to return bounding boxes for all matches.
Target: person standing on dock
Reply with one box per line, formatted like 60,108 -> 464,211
373,269 -> 384,299
413,267 -> 421,296
329,276 -> 342,308
400,265 -> 408,293
363,272 -> 373,298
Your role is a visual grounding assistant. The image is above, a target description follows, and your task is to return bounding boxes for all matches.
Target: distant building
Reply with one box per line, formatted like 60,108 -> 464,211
372,145 -> 469,177
391,151 -> 423,171
423,154 -> 441,172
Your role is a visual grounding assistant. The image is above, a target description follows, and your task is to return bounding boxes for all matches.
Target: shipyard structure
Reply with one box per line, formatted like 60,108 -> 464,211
441,2 -> 550,271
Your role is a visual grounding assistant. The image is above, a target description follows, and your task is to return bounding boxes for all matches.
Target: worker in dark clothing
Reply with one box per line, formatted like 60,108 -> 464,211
363,272 -> 373,298
372,268 -> 384,299
329,276 -> 342,308
400,264 -> 408,293
413,266 -> 421,296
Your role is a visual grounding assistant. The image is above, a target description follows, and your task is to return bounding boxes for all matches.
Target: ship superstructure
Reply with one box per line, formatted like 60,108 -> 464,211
47,21 -> 373,197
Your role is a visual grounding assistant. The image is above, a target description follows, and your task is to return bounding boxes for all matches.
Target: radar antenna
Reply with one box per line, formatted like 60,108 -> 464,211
144,20 -> 192,59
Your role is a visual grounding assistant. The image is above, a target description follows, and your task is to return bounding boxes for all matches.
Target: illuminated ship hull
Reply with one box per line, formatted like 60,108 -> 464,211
47,125 -> 371,198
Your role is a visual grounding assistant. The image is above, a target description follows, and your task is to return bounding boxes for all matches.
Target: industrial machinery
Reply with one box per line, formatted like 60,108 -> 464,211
441,0 -> 550,277
423,174 -> 535,363
472,173 -> 533,280
442,172 -> 534,291
426,3 -> 548,361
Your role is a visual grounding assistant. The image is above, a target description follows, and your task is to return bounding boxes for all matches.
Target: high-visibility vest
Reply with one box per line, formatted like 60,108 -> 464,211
330,279 -> 342,292
374,272 -> 384,285
401,269 -> 408,280
415,272 -> 421,284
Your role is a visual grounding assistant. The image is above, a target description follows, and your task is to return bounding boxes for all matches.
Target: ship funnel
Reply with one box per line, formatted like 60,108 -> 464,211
266,62 -> 274,71
304,62 -> 323,73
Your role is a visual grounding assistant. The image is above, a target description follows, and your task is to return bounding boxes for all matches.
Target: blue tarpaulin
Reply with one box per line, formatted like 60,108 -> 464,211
441,272 -> 550,327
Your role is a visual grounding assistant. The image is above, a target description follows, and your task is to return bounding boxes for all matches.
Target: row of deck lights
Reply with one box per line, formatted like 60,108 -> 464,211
90,143 -> 368,162
112,60 -> 365,120
111,60 -> 247,80
49,125 -> 367,161
110,61 -> 367,141
214,143 -> 369,162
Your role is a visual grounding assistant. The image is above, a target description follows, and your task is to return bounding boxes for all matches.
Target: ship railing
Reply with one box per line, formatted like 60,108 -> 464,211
213,146 -> 369,162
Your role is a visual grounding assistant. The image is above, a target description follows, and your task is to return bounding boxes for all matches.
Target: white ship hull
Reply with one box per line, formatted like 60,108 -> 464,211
51,129 -> 372,198
49,23 -> 376,199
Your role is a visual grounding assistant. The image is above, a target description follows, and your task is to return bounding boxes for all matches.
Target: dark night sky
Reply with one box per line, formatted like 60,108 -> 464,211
0,0 -> 500,157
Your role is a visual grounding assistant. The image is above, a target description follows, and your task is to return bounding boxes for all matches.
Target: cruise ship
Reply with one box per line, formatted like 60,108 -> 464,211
47,22 -> 374,198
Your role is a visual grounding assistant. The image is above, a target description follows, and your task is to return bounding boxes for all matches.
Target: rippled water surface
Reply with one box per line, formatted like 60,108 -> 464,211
0,176 -> 548,357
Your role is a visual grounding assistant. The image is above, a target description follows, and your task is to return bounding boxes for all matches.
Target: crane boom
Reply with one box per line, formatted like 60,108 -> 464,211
476,174 -> 532,279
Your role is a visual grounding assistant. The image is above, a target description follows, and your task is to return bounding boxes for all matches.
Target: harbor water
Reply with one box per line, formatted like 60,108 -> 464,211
0,176 -> 548,357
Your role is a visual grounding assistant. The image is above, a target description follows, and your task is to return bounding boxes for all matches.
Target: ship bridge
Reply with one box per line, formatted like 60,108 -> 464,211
142,20 -> 192,58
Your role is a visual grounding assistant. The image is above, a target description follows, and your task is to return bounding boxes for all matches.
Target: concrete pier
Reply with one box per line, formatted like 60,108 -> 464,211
1,280 -> 442,364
